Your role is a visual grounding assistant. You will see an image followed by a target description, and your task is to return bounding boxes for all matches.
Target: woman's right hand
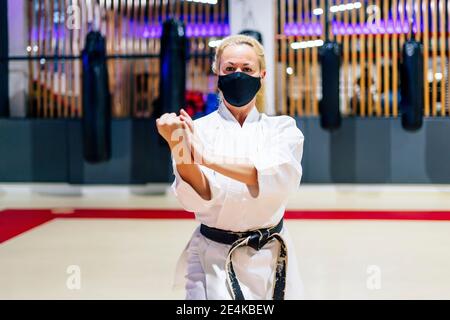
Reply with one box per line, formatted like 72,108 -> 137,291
156,112 -> 184,147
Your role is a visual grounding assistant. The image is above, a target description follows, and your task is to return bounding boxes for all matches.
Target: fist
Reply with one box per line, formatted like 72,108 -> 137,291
156,112 -> 184,146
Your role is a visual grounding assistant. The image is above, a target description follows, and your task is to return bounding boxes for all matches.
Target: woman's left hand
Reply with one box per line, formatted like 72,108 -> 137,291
179,109 -> 208,165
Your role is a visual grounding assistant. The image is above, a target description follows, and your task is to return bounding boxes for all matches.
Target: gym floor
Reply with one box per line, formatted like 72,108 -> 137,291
1,184 -> 450,299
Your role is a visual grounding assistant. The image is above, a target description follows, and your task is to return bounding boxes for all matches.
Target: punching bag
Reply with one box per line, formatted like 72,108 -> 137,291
400,40 -> 424,131
319,41 -> 342,130
159,19 -> 187,116
0,0 -> 9,118
239,29 -> 263,44
81,31 -> 111,163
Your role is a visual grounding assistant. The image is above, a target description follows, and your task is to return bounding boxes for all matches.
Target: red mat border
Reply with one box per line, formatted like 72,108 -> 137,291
2,208 -> 450,244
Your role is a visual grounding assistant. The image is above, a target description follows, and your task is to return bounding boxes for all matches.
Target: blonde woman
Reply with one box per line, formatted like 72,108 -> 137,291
156,34 -> 304,300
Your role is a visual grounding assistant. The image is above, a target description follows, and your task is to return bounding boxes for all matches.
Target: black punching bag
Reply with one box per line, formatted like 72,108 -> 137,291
400,40 -> 424,131
159,19 -> 187,116
239,29 -> 263,44
319,41 -> 342,130
81,31 -> 111,163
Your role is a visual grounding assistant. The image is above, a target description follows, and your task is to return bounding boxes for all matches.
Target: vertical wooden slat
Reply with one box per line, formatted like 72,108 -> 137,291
367,0 -> 374,116
119,0 -> 126,117
153,0 -> 159,116
439,0 -> 446,116
431,0 -> 438,116
74,0 -> 82,118
383,0 -> 390,117
62,0 -> 69,117
49,0 -> 56,118
43,0 -> 49,118
375,0 -> 382,116
138,0 -> 146,117
328,0 -> 334,41
27,0 -> 34,117
187,0 -> 194,91
210,0 -> 218,94
311,0 -> 318,116
70,0 -> 76,117
274,0 -> 279,114
113,0 -> 123,117
280,0 -> 286,115
295,0 -> 303,116
392,0 -> 399,117
131,0 -> 138,116
35,0 -> 40,117
351,0 -> 357,115
305,0 -> 311,115
125,0 -> 132,116
415,0 -> 421,42
359,0 -> 367,117
107,0 -> 115,116
399,0 -> 406,48
56,0 -> 63,117
423,0 -> 430,116
335,0 -> 341,43
203,3 -> 210,95
287,0 -> 294,116
146,0 -> 153,117
343,0 -> 350,115
447,0 -> 450,114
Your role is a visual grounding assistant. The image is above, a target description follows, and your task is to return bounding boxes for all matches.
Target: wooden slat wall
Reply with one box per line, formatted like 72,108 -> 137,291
26,0 -> 228,118
276,0 -> 450,118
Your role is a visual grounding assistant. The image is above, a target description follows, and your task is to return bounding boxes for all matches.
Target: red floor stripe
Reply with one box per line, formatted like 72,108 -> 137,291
2,208 -> 450,244
284,210 -> 450,220
58,208 -> 195,220
0,210 -> 54,244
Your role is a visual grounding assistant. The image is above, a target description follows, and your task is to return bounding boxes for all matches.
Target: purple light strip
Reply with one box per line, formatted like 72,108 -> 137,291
29,23 -> 230,46
142,23 -> 230,38
284,22 -> 323,36
285,20 -> 419,36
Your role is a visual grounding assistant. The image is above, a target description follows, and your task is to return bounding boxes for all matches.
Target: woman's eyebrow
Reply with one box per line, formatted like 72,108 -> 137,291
223,61 -> 254,66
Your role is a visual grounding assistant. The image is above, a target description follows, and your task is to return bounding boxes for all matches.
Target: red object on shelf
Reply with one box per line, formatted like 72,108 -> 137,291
185,90 -> 205,116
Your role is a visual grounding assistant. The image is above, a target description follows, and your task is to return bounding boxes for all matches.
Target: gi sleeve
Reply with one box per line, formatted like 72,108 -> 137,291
249,116 -> 304,200
170,155 -> 223,213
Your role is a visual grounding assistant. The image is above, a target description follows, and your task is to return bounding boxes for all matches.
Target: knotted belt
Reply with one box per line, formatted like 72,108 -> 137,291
199,219 -> 287,300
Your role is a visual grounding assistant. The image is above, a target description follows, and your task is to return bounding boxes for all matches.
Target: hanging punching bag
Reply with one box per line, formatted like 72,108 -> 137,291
319,40 -> 342,130
400,39 -> 424,131
81,31 -> 111,163
239,29 -> 263,44
159,19 -> 187,116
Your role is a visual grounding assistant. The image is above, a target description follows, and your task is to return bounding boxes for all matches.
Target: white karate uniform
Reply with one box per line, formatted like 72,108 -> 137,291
170,101 -> 305,300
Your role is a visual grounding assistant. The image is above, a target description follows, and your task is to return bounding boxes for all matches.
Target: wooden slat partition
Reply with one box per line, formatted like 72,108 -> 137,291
275,0 -> 450,118
25,0 -> 228,119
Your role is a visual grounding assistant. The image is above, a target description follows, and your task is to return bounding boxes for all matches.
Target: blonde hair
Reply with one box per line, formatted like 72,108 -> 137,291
212,34 -> 266,112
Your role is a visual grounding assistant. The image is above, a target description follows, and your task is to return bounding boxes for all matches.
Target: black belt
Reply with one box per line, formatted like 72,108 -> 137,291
200,219 -> 287,300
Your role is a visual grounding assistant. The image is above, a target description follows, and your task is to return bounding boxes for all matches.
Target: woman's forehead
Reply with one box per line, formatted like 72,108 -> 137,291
221,44 -> 258,66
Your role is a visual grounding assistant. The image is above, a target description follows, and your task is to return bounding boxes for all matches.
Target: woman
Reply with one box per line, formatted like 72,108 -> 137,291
156,34 -> 305,300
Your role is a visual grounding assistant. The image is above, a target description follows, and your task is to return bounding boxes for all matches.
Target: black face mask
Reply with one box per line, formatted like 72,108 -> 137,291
218,72 -> 261,107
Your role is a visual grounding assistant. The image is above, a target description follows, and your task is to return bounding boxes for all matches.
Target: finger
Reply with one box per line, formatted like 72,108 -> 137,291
180,109 -> 193,122
180,111 -> 194,130
180,108 -> 189,117
160,113 -> 169,122
179,117 -> 193,134
182,125 -> 193,150
184,117 -> 194,133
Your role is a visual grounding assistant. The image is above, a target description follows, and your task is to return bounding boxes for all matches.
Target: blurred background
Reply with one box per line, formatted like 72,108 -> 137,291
1,0 -> 450,300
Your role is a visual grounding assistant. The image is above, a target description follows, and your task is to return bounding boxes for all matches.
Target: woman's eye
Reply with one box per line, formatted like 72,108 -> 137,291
243,68 -> 253,73
225,66 -> 235,72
